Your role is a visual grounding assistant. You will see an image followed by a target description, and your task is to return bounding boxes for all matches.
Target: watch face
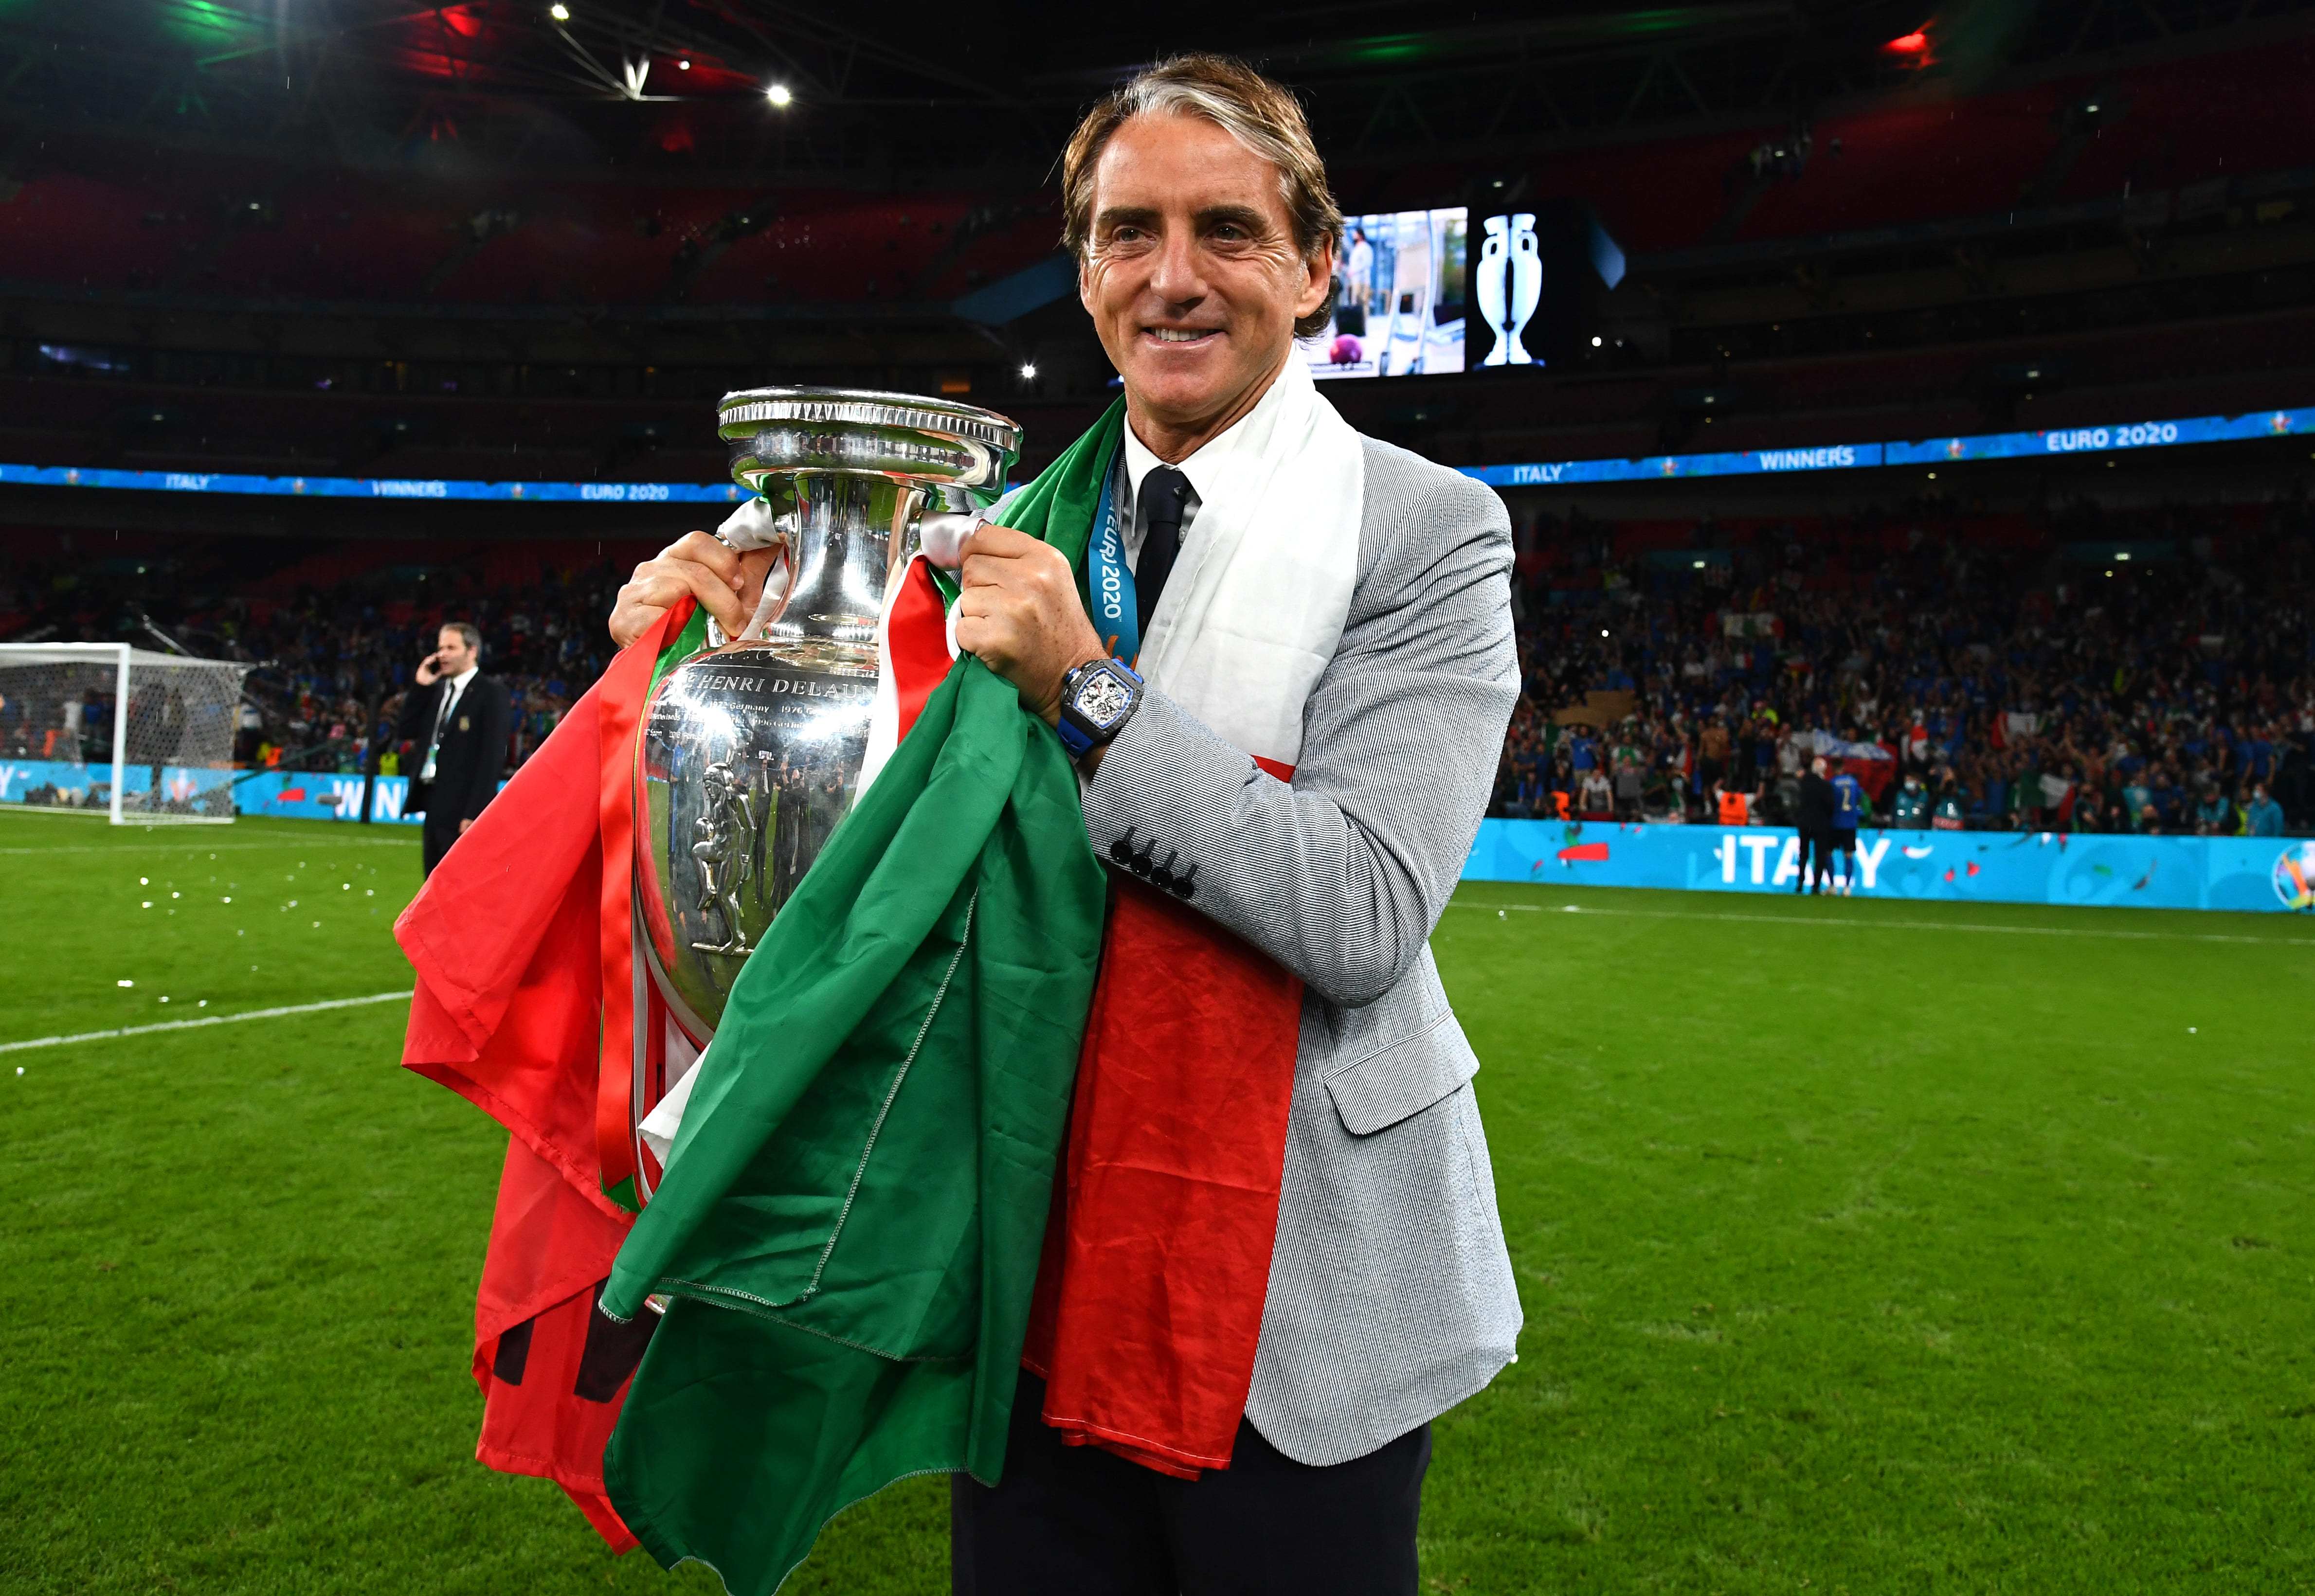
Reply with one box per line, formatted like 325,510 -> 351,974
1074,669 -> 1135,728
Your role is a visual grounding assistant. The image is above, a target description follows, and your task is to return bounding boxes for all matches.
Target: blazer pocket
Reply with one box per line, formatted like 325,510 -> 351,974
1321,1010 -> 1482,1137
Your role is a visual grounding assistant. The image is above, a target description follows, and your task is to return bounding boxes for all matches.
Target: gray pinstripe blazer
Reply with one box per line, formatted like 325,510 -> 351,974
1079,435 -> 1523,1468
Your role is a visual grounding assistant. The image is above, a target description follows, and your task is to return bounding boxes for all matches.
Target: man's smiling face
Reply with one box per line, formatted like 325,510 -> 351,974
1079,112 -> 1332,456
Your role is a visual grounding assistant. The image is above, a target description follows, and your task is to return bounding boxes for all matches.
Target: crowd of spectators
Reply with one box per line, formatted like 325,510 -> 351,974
1491,494 -> 2314,840
3,492 -> 2311,845
0,540 -> 632,778
219,569 -> 627,778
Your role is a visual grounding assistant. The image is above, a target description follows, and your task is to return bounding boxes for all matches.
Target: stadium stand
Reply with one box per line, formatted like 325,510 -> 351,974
0,153 -> 1061,310
0,4 -> 2306,843
1494,493 -> 2315,835
0,526 -> 653,779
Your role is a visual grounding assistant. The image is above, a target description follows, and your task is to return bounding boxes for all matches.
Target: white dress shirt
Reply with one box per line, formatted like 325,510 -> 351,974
1118,383 -> 1286,578
421,663 -> 480,780
434,663 -> 479,727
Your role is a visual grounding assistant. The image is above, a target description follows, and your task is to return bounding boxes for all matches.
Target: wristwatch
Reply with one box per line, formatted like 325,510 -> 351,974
1055,657 -> 1144,761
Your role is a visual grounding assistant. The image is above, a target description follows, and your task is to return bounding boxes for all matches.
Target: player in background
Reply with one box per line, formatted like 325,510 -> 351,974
1830,764 -> 1867,896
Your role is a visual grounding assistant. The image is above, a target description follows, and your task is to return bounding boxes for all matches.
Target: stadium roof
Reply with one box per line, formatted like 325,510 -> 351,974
2,0 -> 2305,182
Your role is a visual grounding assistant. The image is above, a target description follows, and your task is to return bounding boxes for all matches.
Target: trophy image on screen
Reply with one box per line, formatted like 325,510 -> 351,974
625,388 -> 1021,1200
1477,213 -> 1540,367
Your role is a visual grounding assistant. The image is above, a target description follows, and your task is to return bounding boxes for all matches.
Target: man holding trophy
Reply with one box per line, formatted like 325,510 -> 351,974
412,53 -> 1518,1596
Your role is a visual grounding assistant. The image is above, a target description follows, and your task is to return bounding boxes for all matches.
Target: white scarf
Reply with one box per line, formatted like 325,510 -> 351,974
1128,354 -> 1364,773
860,352 -> 1364,788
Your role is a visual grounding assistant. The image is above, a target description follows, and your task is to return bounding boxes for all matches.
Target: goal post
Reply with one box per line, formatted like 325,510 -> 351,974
0,643 -> 252,825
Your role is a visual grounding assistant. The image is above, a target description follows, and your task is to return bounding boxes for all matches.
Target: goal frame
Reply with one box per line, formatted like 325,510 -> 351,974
0,642 -> 246,825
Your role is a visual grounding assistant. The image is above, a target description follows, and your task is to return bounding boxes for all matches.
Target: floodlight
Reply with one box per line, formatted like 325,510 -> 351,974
766,83 -> 792,106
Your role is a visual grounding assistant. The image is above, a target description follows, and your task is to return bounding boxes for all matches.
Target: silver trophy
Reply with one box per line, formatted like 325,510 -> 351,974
627,389 -> 1021,1195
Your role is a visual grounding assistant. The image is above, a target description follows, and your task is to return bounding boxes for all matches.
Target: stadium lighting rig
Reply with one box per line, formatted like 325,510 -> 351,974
549,3 -> 568,18
765,82 -> 792,106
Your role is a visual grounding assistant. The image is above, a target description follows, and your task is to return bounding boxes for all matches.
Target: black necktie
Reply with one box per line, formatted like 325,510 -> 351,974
1137,466 -> 1191,639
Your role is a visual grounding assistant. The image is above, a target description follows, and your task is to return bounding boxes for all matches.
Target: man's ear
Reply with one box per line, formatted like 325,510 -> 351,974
1294,236 -> 1338,321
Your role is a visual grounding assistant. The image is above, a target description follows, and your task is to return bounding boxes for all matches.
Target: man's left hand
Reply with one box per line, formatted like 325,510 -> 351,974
953,524 -> 1107,725
460,818 -> 473,834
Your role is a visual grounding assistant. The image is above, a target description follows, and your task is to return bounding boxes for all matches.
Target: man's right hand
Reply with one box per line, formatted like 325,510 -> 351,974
609,532 -> 781,649
415,651 -> 443,686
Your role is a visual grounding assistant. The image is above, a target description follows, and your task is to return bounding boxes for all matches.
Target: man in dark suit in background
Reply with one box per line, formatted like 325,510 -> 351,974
1796,753 -> 1837,896
396,620 -> 510,876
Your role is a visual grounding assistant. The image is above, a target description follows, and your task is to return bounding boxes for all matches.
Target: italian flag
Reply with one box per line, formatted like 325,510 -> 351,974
400,400 -> 1312,1594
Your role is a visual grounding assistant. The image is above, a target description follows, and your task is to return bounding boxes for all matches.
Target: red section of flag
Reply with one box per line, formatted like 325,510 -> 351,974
593,606 -> 666,1201
888,559 -> 953,742
1022,869 -> 1305,1478
1558,842 -> 1610,862
1841,754 -> 1896,800
395,598 -> 693,1549
471,1141 -> 636,1551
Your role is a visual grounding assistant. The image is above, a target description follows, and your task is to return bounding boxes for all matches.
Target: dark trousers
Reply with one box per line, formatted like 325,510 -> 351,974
1796,828 -> 1833,889
420,814 -> 459,877
952,1373 -> 1430,1596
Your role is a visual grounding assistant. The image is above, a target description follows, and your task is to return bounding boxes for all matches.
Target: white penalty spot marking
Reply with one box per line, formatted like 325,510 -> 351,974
0,992 -> 411,1055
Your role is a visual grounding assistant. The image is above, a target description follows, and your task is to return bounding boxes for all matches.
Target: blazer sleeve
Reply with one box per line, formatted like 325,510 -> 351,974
1077,452 -> 1517,1008
457,678 -> 513,821
394,682 -> 437,744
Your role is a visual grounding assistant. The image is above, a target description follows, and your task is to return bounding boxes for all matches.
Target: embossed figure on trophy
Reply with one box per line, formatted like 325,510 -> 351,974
688,760 -> 760,955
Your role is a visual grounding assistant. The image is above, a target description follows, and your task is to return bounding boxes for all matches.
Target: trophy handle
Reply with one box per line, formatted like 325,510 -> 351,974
703,532 -> 795,647
707,495 -> 797,646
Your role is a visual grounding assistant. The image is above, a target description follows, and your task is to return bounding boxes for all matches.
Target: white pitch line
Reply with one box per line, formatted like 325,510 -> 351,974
2,991 -> 411,1054
0,837 -> 412,855
1447,900 -> 2314,947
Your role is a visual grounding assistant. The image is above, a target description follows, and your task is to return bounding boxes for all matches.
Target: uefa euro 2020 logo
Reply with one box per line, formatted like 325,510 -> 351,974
2275,841 -> 2315,911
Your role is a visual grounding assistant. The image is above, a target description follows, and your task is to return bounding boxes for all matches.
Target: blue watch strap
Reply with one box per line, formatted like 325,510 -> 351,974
1055,709 -> 1098,759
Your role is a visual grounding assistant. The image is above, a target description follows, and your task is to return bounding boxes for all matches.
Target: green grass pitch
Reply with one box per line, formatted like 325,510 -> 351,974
5,807 -> 2313,1593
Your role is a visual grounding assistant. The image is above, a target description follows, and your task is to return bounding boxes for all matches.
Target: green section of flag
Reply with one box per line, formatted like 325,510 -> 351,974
600,402 -> 1125,1595
650,606 -> 711,693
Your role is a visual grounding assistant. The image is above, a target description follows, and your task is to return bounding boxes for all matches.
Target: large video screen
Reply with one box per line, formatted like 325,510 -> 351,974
1300,208 -> 1467,380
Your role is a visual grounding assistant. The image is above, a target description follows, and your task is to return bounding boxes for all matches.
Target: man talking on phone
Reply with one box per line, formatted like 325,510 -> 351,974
395,620 -> 511,876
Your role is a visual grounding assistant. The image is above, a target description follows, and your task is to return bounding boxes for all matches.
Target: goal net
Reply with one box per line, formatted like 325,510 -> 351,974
0,644 -> 252,824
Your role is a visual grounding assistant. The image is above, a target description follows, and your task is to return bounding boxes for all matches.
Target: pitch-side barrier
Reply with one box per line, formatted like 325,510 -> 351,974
1464,819 -> 2314,915
0,758 -> 498,825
